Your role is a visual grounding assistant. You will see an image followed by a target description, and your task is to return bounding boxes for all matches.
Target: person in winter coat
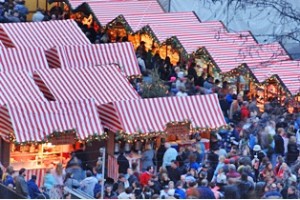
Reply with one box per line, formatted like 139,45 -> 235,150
3,166 -> 15,188
272,128 -> 285,166
104,184 -> 117,199
43,168 -> 56,191
32,8 -> 44,22
262,183 -> 282,199
223,179 -> 241,199
15,168 -> 29,198
240,101 -> 250,121
287,186 -> 298,199
141,144 -> 155,172
66,153 -> 84,181
140,166 -> 154,187
156,138 -> 167,170
80,170 -> 98,197
174,180 -> 186,199
27,175 -> 41,199
162,143 -> 178,170
237,173 -> 254,199
229,94 -> 241,121
117,151 -> 130,175
167,160 -> 181,183
64,172 -> 80,189
286,136 -> 299,165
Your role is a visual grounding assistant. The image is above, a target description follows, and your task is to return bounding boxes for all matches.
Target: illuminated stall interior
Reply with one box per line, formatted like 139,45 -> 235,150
194,48 -> 219,79
222,64 -> 258,99
10,131 -> 77,170
68,3 -> 101,32
158,38 -> 182,66
106,16 -> 182,66
127,26 -> 156,51
258,75 -> 289,112
9,130 -> 106,170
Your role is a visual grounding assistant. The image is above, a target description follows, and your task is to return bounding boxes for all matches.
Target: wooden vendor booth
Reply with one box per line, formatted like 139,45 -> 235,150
98,94 -> 227,180
248,60 -> 300,113
222,64 -> 259,101
0,99 -> 104,186
107,15 -> 184,66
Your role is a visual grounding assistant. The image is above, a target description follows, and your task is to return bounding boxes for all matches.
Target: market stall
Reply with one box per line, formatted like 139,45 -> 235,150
98,94 -> 227,180
45,42 -> 141,78
221,64 -> 259,99
0,99 -> 104,186
0,20 -> 90,49
248,60 -> 300,113
0,47 -> 49,73
33,64 -> 141,103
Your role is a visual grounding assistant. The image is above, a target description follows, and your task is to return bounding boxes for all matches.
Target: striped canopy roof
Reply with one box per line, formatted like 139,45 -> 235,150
45,42 -> 141,77
74,0 -> 164,25
98,94 -> 226,133
66,0 -> 145,8
0,47 -> 49,73
0,20 -> 90,49
0,71 -> 45,105
207,42 -> 291,72
0,71 -> 46,142
248,60 -> 300,95
33,64 -> 140,105
1,99 -> 104,143
120,12 -> 257,50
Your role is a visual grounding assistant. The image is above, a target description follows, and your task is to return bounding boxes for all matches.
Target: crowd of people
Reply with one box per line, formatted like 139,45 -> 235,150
0,0 -> 28,23
0,1 -> 300,198
0,0 -> 70,23
2,95 -> 299,199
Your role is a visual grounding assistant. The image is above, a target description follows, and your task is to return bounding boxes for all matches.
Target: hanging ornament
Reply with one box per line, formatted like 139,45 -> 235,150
114,142 -> 120,155
124,142 -> 131,154
135,140 -> 142,151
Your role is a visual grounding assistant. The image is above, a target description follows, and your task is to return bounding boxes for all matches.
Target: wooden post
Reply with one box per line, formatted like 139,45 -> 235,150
0,139 -> 10,167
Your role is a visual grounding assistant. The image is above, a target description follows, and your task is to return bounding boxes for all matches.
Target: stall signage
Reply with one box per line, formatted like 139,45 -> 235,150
50,133 -> 76,145
165,123 -> 190,141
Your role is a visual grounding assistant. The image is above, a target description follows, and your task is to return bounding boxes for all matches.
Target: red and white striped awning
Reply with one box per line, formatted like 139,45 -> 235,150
33,64 -> 141,105
45,42 -> 141,77
98,94 -> 226,133
0,71 -> 46,105
67,0 -> 146,8
1,99 -> 104,143
122,12 -> 257,51
73,0 -> 164,25
0,71 -> 47,142
0,20 -> 90,49
249,60 -> 300,95
207,42 -> 291,72
0,47 -> 49,73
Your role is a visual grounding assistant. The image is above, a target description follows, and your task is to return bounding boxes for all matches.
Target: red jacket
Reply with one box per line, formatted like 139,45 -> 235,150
139,172 -> 152,187
240,106 -> 250,120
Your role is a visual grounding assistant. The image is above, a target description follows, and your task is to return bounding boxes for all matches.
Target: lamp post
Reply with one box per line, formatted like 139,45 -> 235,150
99,147 -> 106,199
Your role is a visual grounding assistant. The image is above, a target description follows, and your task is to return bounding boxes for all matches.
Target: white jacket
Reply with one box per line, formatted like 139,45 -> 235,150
163,147 -> 178,167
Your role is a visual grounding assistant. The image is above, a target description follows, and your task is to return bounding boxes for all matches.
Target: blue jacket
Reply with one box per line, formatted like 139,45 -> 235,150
27,179 -> 41,199
4,175 -> 15,187
94,183 -> 101,198
14,4 -> 29,16
198,186 -> 216,199
190,162 -> 200,171
175,188 -> 186,199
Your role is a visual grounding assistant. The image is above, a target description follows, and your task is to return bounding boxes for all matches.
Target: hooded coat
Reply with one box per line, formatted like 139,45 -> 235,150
80,176 -> 98,197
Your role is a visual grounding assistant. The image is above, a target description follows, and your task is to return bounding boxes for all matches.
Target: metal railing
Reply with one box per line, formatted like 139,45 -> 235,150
0,183 -> 26,199
64,186 -> 95,199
